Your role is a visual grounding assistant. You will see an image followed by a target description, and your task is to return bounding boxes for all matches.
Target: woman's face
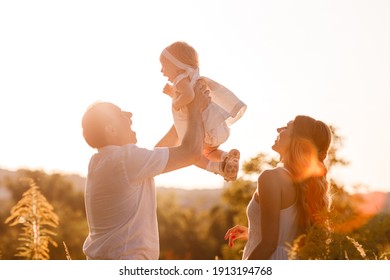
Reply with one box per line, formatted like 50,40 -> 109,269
272,120 -> 294,157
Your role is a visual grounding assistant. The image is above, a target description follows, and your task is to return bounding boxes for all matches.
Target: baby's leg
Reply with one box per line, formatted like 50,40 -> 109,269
203,146 -> 227,162
195,155 -> 209,170
196,148 -> 241,182
221,149 -> 241,181
195,155 -> 223,176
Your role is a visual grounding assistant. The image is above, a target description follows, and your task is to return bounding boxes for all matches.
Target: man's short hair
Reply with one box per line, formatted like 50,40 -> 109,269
82,102 -> 115,149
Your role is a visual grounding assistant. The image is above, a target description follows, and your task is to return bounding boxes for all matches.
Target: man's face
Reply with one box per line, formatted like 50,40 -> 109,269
115,107 -> 137,145
121,110 -> 137,145
104,103 -> 137,146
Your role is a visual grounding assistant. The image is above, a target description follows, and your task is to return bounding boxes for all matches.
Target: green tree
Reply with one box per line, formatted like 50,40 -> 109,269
157,191 -> 215,259
5,179 -> 59,260
326,125 -> 349,172
206,204 -> 234,259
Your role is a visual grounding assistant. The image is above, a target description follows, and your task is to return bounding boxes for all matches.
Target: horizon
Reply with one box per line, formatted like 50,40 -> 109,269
1,167 -> 389,194
1,1 -> 389,193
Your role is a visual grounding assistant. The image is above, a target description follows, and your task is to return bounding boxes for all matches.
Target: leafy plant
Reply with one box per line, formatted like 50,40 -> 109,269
5,179 -> 59,260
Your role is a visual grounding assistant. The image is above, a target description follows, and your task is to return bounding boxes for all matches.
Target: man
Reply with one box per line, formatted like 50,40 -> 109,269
81,81 -> 209,259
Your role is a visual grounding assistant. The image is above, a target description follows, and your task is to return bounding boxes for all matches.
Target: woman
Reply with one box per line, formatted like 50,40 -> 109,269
225,115 -> 332,259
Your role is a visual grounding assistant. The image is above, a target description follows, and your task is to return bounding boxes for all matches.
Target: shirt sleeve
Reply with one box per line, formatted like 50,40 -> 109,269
123,145 -> 169,180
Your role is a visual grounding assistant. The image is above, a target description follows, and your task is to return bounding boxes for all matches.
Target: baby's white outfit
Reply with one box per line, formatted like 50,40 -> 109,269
163,50 -> 246,147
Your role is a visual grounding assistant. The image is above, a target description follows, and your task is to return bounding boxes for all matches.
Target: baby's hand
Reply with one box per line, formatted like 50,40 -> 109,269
163,83 -> 174,97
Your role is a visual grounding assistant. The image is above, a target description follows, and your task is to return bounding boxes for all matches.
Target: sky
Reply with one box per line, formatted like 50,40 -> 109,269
0,0 -> 389,193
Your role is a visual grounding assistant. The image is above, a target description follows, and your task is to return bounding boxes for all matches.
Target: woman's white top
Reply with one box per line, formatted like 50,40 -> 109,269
242,167 -> 300,260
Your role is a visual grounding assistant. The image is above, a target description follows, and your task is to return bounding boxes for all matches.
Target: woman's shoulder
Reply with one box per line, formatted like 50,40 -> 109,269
258,167 -> 291,186
259,166 -> 288,177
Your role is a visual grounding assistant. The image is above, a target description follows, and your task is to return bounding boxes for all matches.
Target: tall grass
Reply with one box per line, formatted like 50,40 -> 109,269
5,179 -> 59,260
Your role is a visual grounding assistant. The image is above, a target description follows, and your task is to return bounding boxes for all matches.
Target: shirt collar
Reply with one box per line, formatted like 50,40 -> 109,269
97,145 -> 120,153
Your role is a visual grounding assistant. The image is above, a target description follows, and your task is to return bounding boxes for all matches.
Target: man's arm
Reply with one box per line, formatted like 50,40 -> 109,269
155,125 -> 179,147
162,81 -> 208,173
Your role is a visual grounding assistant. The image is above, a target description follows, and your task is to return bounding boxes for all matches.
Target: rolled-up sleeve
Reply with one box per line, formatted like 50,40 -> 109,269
123,145 -> 169,180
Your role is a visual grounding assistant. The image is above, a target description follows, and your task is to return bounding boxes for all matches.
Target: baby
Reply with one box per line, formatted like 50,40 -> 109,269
158,41 -> 246,181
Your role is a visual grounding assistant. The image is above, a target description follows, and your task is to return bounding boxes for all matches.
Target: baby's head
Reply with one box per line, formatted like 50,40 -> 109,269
162,41 -> 199,68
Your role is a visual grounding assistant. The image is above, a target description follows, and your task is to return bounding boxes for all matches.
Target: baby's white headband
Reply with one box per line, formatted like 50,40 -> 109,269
162,49 -> 193,70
